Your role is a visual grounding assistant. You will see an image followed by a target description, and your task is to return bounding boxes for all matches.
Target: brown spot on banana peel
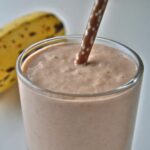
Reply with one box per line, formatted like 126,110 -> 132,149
3,75 -> 10,81
6,67 -> 15,72
45,14 -> 55,18
24,22 -> 31,25
0,76 -> 15,84
20,34 -> 25,38
10,78 -> 16,82
18,49 -> 23,54
3,45 -> 7,48
0,77 -> 8,83
29,32 -> 37,37
46,27 -> 51,31
7,31 -> 13,35
12,39 -> 16,43
17,43 -> 22,48
54,22 -> 64,33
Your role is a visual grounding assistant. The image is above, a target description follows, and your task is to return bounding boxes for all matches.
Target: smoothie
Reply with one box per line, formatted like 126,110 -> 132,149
22,43 -> 137,94
17,38 -> 143,150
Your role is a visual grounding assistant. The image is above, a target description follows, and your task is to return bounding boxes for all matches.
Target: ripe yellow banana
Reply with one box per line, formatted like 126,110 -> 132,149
0,11 -> 65,93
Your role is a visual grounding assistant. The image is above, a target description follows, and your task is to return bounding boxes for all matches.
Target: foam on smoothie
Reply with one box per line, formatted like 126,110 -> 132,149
22,43 -> 137,94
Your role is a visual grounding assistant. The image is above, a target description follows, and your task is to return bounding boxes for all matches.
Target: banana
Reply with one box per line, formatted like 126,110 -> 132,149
0,11 -> 65,93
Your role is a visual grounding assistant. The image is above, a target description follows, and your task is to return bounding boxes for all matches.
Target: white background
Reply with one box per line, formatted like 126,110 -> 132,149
0,0 -> 150,150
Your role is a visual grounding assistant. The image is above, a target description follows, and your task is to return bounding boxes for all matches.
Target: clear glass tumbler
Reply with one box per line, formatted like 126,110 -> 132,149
16,36 -> 144,150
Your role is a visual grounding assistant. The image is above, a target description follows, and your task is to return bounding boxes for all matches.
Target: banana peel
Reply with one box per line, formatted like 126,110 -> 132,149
0,11 -> 65,93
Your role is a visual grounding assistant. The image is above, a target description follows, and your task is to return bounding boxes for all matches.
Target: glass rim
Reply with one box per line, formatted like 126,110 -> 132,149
16,35 -> 144,99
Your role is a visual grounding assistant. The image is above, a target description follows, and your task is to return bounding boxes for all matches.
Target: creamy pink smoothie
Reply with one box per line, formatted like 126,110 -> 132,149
18,42 -> 143,150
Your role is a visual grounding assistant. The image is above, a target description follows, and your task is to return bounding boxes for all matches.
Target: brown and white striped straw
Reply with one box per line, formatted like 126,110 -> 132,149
74,0 -> 108,65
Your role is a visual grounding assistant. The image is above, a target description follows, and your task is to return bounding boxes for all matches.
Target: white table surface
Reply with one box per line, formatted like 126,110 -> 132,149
0,0 -> 150,150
